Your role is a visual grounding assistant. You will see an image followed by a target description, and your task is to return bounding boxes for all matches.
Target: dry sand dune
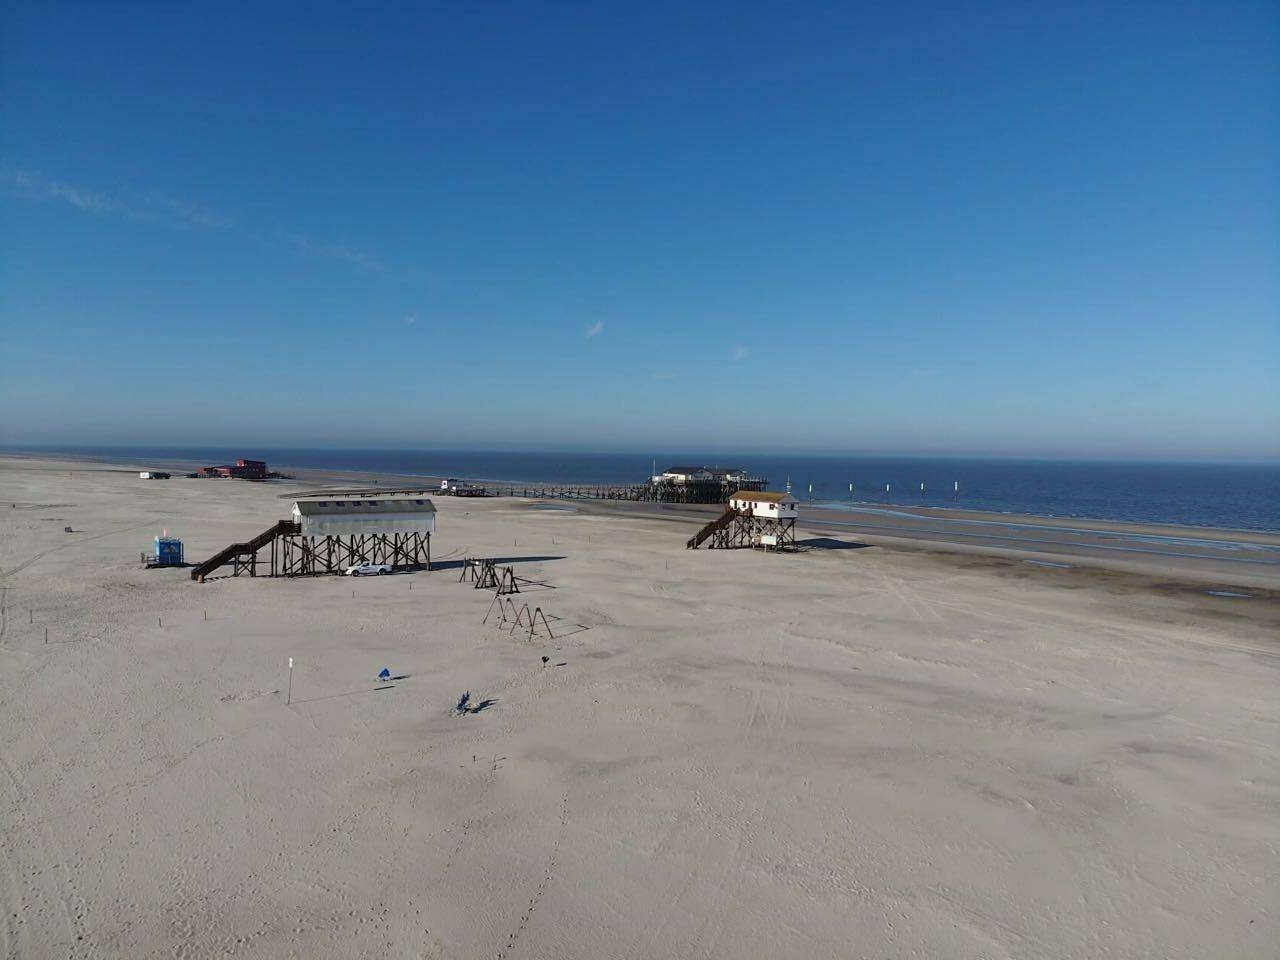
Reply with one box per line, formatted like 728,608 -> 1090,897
1,456 -> 1277,958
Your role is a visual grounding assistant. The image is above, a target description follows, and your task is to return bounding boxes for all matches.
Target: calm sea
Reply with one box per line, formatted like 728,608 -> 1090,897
9,446 -> 1279,532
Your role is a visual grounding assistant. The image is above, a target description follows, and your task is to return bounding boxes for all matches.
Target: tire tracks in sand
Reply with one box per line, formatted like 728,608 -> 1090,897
0,520 -> 158,583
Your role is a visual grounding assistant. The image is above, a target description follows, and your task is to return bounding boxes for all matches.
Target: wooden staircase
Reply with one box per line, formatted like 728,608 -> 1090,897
686,507 -> 738,549
190,520 -> 300,581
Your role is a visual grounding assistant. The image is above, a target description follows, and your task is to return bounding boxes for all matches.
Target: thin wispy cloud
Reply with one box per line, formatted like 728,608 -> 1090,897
3,167 -> 229,228
731,344 -> 750,361
132,190 -> 232,229
585,320 -> 605,339
275,229 -> 386,273
6,168 -> 115,214
2,164 -> 385,274
403,314 -> 418,326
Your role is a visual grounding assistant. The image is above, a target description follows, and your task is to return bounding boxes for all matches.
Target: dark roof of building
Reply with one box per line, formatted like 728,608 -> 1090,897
293,498 -> 436,516
730,491 -> 795,503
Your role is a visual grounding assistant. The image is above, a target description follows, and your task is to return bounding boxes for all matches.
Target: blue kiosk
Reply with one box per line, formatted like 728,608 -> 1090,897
154,536 -> 184,566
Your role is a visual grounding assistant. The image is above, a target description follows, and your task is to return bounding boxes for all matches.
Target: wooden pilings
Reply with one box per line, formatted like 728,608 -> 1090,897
482,596 -> 555,641
276,531 -> 431,577
691,513 -> 797,552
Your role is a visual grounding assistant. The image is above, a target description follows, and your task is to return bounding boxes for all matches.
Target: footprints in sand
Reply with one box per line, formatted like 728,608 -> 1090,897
440,816 -> 480,878
495,786 -> 569,960
218,689 -> 270,703
0,751 -> 87,954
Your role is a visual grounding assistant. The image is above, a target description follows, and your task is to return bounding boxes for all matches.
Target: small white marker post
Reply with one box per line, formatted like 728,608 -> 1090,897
885,482 -> 890,503
287,657 -> 294,705
954,480 -> 959,500
920,482 -> 925,497
849,482 -> 854,500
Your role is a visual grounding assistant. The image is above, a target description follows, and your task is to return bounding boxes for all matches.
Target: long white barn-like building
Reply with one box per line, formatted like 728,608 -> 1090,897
291,498 -> 437,537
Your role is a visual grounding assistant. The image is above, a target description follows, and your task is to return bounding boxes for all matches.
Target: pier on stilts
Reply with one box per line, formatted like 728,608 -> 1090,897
497,475 -> 767,505
190,524 -> 431,580
278,531 -> 431,577
191,496 -> 437,581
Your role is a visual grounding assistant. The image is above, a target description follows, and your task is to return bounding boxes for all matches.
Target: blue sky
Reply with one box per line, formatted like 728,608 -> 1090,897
1,1 -> 1276,459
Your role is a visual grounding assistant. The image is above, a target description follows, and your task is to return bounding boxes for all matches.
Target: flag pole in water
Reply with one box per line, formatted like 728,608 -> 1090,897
287,657 -> 294,705
920,482 -> 925,497
885,482 -> 890,503
849,482 -> 854,500
954,480 -> 959,500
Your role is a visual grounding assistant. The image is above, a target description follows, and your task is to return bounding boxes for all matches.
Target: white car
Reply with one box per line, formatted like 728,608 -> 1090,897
345,563 -> 391,577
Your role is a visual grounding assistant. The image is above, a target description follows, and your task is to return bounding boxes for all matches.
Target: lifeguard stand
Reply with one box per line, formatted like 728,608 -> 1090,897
686,491 -> 799,550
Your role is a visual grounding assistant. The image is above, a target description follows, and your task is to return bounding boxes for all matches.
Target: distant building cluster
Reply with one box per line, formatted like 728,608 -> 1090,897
201,458 -> 268,480
651,465 -> 753,485
647,465 -> 767,497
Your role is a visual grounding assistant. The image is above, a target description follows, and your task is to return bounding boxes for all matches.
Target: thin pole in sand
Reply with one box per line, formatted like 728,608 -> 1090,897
158,616 -> 162,628
287,657 -> 294,705
44,626 -> 48,644
203,609 -> 207,621
30,609 -> 33,624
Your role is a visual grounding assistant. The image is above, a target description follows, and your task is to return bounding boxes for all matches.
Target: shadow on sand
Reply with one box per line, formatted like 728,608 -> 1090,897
796,537 -> 873,551
289,684 -> 398,706
431,555 -> 566,572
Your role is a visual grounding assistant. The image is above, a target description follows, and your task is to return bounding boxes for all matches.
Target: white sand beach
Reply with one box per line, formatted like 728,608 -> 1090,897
1,455 -> 1276,958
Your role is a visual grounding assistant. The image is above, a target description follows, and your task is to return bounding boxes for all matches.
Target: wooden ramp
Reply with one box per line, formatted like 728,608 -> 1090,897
686,507 -> 737,549
190,520 -> 300,581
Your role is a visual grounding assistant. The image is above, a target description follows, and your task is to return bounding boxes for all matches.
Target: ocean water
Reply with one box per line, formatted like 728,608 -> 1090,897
8,446 -> 1279,532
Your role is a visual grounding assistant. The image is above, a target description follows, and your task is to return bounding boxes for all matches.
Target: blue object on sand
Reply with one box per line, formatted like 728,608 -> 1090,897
378,667 -> 391,681
154,536 -> 184,566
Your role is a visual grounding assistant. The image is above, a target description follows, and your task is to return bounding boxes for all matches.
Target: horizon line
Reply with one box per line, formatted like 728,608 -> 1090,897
2,443 -> 1276,468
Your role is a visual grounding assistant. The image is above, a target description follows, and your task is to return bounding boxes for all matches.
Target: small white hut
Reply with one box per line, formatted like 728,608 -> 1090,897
729,490 -> 798,518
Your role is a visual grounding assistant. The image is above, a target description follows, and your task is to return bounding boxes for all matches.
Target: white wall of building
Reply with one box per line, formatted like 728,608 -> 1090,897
291,507 -> 437,537
730,495 -> 798,519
